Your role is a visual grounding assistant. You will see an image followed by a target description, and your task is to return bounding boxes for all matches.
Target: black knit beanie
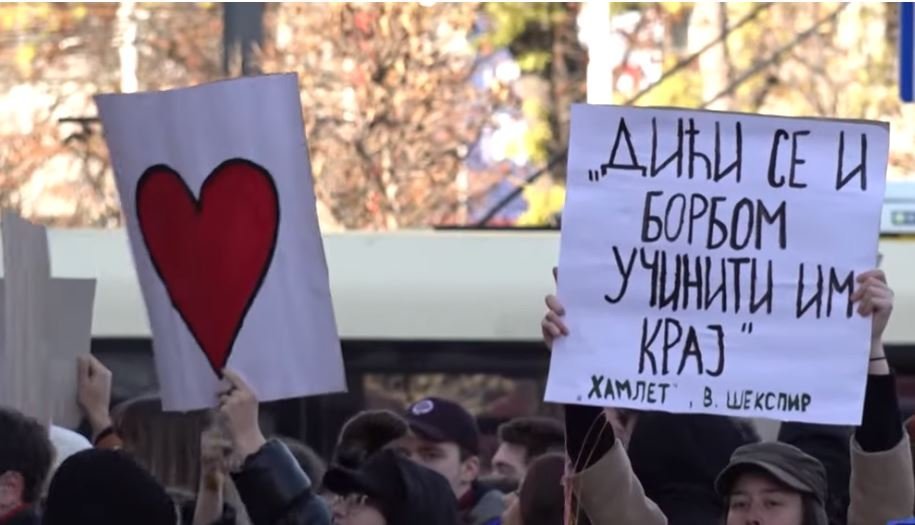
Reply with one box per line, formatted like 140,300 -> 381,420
43,448 -> 177,525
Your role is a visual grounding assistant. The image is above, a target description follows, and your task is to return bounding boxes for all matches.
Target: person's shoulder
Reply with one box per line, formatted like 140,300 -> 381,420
470,487 -> 506,525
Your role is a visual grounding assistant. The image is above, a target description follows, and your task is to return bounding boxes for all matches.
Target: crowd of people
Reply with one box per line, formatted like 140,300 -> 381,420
1,268 -> 913,525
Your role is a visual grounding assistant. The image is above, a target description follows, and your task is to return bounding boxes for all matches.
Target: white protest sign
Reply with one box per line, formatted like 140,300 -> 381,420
0,212 -> 52,424
47,278 -> 96,428
546,105 -> 888,425
0,213 -> 97,428
96,74 -> 346,411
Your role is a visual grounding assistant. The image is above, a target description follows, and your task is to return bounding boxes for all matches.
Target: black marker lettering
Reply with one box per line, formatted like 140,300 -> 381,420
641,191 -> 664,242
641,248 -> 660,308
705,255 -> 728,313
658,253 -> 681,312
688,194 -> 709,244
615,380 -> 632,400
677,325 -> 704,375
662,318 -> 683,375
664,193 -> 687,241
681,253 -> 703,311
836,131 -> 867,191
729,198 -> 754,250
588,375 -> 604,400
707,196 -> 728,249
767,129 -> 790,188
756,200 -> 788,250
646,382 -> 657,403
651,117 -> 684,178
827,268 -> 855,318
601,117 -> 647,177
796,263 -> 824,319
726,390 -> 741,410
605,247 -> 637,304
659,383 -> 671,404
788,130 -> 810,188
639,317 -> 661,375
750,259 -> 774,315
706,324 -> 726,377
603,377 -> 615,400
728,258 -> 750,314
686,118 -> 711,179
714,121 -> 742,183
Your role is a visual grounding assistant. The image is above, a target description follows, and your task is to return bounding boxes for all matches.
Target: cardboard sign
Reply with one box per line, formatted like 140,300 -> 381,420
0,214 -> 95,427
96,74 -> 346,411
47,278 -> 96,428
546,105 -> 888,425
0,213 -> 52,423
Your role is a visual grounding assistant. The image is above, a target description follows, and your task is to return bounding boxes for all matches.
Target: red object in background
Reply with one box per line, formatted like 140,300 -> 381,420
136,158 -> 280,376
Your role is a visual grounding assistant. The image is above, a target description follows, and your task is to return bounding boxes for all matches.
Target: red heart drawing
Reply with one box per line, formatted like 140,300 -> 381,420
136,158 -> 279,376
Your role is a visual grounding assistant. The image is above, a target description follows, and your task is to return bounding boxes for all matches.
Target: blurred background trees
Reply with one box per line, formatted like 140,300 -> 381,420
0,2 -> 912,229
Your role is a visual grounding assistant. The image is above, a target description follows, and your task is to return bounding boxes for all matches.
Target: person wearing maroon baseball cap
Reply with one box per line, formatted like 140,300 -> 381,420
400,397 -> 504,525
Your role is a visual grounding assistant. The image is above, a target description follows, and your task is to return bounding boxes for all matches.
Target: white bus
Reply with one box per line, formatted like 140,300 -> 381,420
37,227 -> 915,454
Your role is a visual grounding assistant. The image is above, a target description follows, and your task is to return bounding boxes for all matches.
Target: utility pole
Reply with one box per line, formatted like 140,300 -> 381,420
578,2 -> 614,104
116,1 -> 139,93
223,3 -> 265,77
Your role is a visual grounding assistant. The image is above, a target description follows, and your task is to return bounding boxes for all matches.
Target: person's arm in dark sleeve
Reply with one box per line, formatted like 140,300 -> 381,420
854,373 -> 903,453
565,404 -> 615,473
852,271 -> 902,452
231,440 -> 331,525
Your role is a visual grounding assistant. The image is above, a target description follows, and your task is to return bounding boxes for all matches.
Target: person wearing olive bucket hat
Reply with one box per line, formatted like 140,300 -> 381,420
715,441 -> 829,525
541,267 -> 913,525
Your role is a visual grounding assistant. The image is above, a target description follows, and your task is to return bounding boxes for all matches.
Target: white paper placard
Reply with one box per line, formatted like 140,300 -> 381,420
0,212 -> 52,423
96,74 -> 346,411
545,105 -> 888,425
0,214 -> 96,428
47,278 -> 96,428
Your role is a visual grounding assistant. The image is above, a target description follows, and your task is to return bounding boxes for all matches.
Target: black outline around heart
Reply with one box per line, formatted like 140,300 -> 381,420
135,158 -> 280,377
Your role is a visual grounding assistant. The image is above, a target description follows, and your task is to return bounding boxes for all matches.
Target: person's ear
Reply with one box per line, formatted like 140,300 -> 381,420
0,471 -> 25,510
459,455 -> 480,484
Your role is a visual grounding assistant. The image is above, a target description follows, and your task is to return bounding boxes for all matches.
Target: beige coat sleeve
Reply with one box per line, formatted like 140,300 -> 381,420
568,438 -> 668,525
847,430 -> 914,525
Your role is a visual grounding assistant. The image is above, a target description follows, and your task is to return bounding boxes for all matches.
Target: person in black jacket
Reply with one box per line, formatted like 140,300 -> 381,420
219,370 -> 330,525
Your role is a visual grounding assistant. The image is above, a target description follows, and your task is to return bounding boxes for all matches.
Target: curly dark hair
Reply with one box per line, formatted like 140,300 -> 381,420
497,416 -> 565,464
0,407 -> 54,503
